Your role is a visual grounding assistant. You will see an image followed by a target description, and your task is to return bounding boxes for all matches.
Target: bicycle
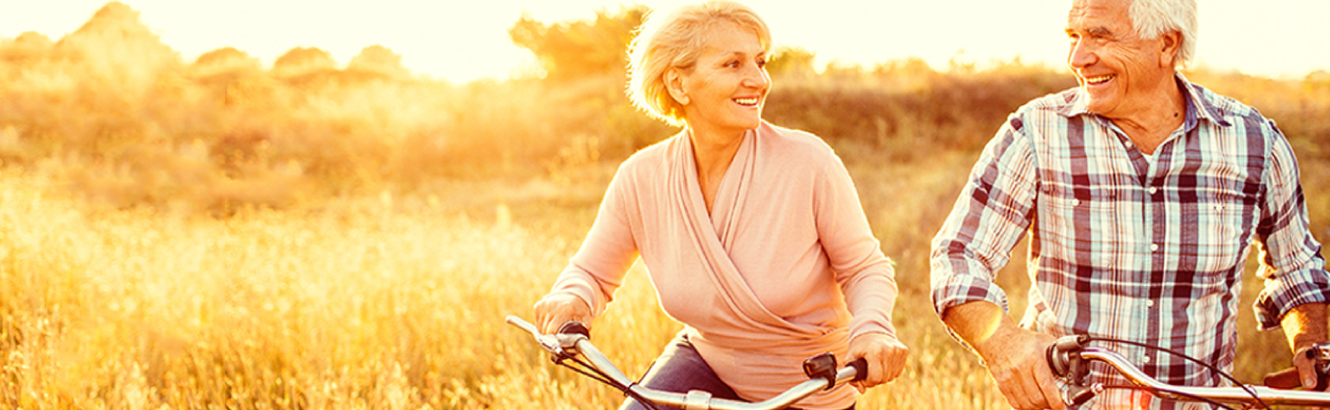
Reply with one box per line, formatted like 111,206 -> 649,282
506,315 -> 868,410
1045,334 -> 1330,408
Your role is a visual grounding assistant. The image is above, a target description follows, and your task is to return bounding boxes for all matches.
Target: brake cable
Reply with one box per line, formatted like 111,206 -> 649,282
551,353 -> 664,410
1071,336 -> 1271,410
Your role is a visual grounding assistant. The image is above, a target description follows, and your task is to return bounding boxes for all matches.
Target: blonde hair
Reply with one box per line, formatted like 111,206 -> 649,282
626,1 -> 771,126
1129,0 -> 1198,68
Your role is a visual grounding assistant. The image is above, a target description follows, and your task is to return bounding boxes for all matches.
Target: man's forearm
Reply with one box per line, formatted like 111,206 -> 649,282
942,301 -> 1020,359
1282,302 -> 1328,353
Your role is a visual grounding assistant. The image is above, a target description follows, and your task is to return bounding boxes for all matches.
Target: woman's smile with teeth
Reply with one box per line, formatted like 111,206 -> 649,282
734,97 -> 759,106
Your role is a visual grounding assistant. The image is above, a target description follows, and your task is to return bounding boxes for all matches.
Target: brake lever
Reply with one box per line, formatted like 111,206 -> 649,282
506,316 -> 589,359
1047,335 -> 1099,407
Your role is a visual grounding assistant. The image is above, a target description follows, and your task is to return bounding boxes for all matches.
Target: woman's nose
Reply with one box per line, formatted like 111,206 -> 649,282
743,65 -> 769,89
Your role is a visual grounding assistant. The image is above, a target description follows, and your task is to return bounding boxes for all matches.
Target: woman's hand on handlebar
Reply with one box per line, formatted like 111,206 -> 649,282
846,333 -> 909,393
534,292 -> 594,335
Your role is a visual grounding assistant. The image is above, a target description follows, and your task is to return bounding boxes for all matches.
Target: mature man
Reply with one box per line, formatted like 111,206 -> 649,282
929,0 -> 1330,408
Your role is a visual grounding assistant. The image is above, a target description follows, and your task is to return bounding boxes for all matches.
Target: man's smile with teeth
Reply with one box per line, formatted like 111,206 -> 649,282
734,97 -> 759,106
1084,75 -> 1114,84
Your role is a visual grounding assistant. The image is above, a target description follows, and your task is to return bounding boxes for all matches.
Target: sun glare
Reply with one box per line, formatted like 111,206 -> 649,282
2,2 -> 1329,410
4,1 -> 1327,83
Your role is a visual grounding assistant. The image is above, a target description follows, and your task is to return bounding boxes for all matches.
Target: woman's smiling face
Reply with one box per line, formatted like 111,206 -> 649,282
672,19 -> 770,135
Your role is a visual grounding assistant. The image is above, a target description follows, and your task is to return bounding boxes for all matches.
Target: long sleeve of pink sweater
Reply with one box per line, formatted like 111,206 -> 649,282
545,121 -> 898,409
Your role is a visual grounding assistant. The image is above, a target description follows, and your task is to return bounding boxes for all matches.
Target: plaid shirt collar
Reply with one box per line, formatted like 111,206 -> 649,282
1055,71 -> 1234,129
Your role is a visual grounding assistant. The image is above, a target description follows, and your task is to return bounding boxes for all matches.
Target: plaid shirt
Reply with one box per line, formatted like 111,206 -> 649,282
931,73 -> 1330,408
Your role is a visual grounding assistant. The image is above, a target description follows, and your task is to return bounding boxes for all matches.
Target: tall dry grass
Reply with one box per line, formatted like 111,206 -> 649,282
0,169 -> 613,409
6,147 -> 1324,409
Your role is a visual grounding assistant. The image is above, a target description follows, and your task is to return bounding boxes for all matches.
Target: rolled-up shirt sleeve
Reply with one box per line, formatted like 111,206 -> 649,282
930,115 -> 1041,319
1252,121 -> 1330,330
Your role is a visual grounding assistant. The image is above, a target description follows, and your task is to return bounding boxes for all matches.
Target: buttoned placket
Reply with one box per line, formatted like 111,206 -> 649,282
1112,120 -> 1180,373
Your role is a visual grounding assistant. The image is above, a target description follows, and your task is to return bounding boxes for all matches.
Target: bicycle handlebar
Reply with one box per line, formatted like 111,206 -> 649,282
1264,344 -> 1330,391
1046,335 -> 1330,407
506,315 -> 867,410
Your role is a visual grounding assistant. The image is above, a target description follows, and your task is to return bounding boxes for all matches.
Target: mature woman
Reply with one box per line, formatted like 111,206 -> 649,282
533,1 -> 907,409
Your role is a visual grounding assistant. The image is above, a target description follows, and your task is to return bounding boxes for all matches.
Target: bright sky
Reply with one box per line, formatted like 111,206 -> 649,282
2,0 -> 1328,83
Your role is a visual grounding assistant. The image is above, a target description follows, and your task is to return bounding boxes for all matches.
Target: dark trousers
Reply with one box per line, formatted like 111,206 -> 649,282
619,333 -> 855,410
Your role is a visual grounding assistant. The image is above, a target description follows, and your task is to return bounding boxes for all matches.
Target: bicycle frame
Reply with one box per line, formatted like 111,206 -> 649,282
1047,335 -> 1330,408
507,315 -> 866,410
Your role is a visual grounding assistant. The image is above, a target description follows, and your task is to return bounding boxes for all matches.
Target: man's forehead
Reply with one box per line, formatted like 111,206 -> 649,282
1067,0 -> 1130,27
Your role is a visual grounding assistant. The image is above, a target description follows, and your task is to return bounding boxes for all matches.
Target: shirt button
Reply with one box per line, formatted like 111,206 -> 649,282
1147,300 -> 1155,307
1073,199 -> 1081,206
1151,243 -> 1159,251
1149,187 -> 1158,194
1143,355 -> 1151,363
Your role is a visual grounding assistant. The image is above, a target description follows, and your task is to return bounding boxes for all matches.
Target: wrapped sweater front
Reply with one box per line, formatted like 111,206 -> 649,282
547,121 -> 898,409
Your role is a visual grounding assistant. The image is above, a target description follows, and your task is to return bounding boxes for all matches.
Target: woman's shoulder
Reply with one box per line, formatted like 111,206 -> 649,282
756,122 -> 840,167
613,131 -> 684,179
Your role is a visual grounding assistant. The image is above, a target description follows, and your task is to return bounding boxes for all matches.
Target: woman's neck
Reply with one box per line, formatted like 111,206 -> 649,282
687,124 -> 747,213
689,125 -> 745,175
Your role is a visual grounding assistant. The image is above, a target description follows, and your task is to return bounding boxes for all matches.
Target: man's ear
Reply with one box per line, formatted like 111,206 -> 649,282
1159,30 -> 1182,67
664,68 -> 689,105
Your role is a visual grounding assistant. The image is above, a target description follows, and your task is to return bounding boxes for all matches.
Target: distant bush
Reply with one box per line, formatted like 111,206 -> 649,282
765,62 -> 1078,158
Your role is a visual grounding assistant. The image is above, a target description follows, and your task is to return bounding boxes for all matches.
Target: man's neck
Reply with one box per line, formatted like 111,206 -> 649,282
1108,79 -> 1187,155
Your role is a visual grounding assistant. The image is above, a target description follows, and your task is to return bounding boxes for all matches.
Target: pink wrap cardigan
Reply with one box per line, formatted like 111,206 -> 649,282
547,121 -> 898,409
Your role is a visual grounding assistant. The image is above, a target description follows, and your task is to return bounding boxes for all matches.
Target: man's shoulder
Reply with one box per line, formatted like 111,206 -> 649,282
1186,81 -> 1270,124
997,88 -> 1083,135
1016,88 -> 1082,117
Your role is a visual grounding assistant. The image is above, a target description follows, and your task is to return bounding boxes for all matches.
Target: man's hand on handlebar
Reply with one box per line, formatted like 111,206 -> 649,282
846,333 -> 909,393
1292,343 -> 1330,410
1293,344 -> 1329,391
534,292 -> 593,335
976,326 -> 1067,410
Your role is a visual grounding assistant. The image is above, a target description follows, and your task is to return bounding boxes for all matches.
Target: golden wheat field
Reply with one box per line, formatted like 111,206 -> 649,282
5,2 -> 1330,409
3,146 -> 1324,409
0,152 -> 1007,410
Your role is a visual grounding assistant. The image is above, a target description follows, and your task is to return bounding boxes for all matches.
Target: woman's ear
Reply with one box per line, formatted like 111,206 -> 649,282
664,68 -> 690,106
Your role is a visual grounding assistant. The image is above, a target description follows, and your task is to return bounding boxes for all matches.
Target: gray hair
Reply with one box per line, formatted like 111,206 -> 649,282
626,1 -> 771,126
1129,0 -> 1198,68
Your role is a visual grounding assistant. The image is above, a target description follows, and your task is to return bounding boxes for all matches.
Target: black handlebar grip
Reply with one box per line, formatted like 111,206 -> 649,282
848,357 -> 869,383
558,321 -> 590,339
802,352 -> 838,390
1068,385 -> 1096,407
